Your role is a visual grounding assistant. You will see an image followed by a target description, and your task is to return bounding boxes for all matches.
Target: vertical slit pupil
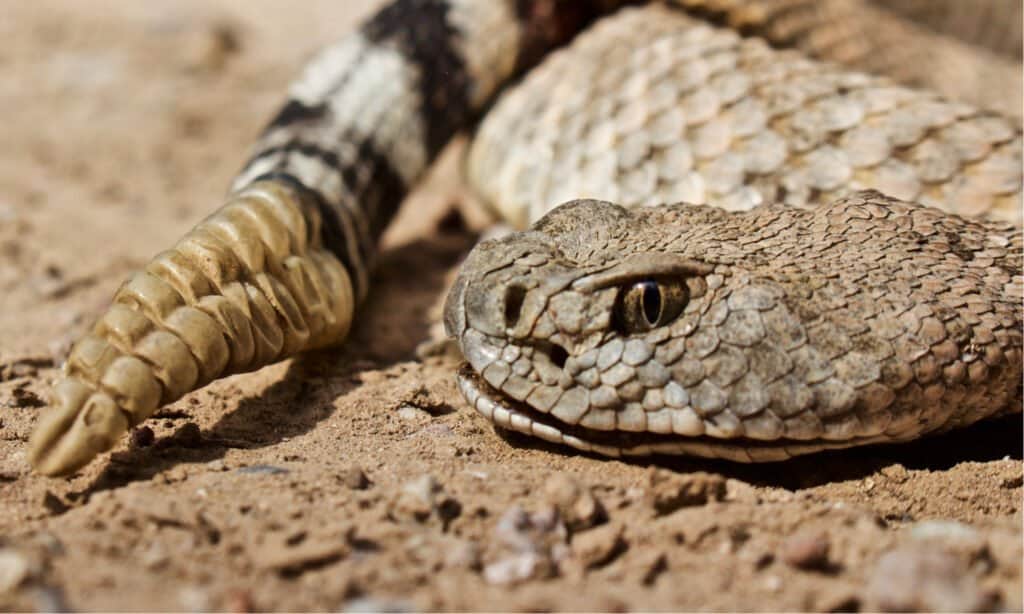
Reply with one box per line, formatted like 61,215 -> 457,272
505,284 -> 527,328
641,282 -> 662,326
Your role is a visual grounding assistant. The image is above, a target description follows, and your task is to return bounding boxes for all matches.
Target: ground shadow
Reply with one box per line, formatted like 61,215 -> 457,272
78,230 -> 475,495
497,412 -> 1023,491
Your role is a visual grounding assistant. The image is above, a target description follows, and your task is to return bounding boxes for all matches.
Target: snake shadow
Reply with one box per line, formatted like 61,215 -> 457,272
79,228 -> 476,495
497,411 -> 1023,490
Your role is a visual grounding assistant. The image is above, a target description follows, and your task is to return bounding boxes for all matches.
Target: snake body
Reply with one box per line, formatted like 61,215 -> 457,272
28,0 -> 1022,475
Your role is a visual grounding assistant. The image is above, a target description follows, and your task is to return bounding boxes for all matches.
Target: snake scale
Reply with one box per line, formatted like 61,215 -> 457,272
28,0 -> 1022,475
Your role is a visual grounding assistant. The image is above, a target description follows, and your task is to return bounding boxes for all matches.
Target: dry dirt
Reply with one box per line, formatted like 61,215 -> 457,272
1,2 -> 1021,611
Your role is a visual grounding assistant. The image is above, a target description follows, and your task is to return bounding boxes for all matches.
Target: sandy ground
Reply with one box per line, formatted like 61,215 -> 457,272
1,2 -> 1021,611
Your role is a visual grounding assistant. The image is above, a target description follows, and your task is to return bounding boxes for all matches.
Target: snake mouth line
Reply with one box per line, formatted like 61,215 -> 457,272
456,363 -> 884,463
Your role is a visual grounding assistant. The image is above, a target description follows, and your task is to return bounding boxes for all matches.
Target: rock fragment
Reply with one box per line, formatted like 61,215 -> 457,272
907,520 -> 994,574
443,538 -> 482,571
542,474 -> 607,531
633,551 -> 668,586
130,426 -> 155,448
483,552 -> 551,586
10,386 -> 44,408
644,468 -> 726,515
780,530 -> 831,571
184,21 -> 241,74
999,471 -> 1023,489
879,463 -> 910,483
0,549 -> 30,593
484,505 -> 569,585
864,543 -> 998,612
178,586 -> 211,612
493,505 -> 566,553
167,422 -> 202,447
0,541 -> 59,611
393,475 -> 461,526
140,542 -> 170,570
255,536 -> 347,576
342,465 -> 371,490
41,492 -> 69,516
571,522 -> 626,569
396,405 -> 430,423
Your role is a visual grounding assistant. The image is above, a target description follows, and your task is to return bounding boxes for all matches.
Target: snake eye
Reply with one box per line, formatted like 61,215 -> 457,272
614,279 -> 688,334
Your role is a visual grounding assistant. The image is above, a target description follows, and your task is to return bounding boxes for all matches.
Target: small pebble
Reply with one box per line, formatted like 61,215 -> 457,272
908,520 -> 991,572
42,492 -> 69,515
420,423 -> 456,440
255,536 -> 346,575
542,474 -> 607,531
493,506 -> 532,552
999,471 -> 1022,489
815,590 -> 860,613
140,542 -> 170,570
391,385 -> 453,417
11,387 -> 44,408
644,468 -> 726,516
634,551 -> 668,586
762,575 -> 783,593
483,552 -> 549,586
909,520 -> 979,543
402,475 -> 441,507
185,22 -> 241,74
169,422 -> 202,447
178,586 -> 211,612
443,539 -> 482,571
753,552 -> 774,569
342,465 -> 370,490
879,464 -> 910,484
780,530 -> 830,571
32,265 -> 69,299
393,475 -> 461,526
396,405 -> 430,422
865,544 -> 998,612
486,505 -> 570,584
493,505 -> 566,554
571,522 -> 625,569
131,426 -> 155,448
0,549 -> 30,593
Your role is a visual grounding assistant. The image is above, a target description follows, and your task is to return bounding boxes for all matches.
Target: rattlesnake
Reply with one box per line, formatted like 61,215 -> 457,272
28,0 -> 1022,475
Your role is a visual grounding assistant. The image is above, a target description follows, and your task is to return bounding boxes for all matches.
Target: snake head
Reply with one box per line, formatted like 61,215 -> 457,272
445,193 -> 1022,461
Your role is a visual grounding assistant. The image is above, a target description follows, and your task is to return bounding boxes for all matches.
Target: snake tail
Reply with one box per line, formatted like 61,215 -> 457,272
29,182 -> 355,476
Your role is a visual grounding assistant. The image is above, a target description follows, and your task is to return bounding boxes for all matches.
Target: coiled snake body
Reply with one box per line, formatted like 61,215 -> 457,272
29,0 -> 1022,475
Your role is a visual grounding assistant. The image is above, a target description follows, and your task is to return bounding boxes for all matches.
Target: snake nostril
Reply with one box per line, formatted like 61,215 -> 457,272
504,284 -> 526,328
548,344 -> 568,369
